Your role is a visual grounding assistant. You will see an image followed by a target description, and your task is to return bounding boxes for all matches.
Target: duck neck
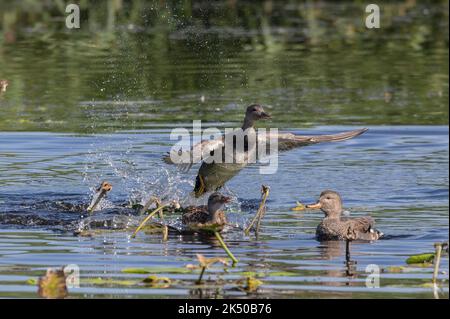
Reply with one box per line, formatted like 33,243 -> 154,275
323,209 -> 342,219
241,117 -> 254,130
208,209 -> 223,223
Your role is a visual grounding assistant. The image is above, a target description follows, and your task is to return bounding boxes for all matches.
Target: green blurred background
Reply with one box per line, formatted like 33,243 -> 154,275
0,0 -> 448,132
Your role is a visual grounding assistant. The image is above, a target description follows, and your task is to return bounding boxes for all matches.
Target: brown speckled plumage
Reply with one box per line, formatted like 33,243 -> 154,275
181,192 -> 230,228
307,190 -> 383,241
182,205 -> 227,225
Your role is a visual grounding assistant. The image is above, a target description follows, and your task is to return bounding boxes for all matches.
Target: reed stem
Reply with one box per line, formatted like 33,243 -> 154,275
196,267 -> 206,284
131,205 -> 167,238
244,185 -> 270,235
214,231 -> 238,265
432,242 -> 443,284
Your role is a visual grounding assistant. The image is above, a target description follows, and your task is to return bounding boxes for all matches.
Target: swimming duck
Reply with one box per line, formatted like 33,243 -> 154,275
182,192 -> 231,230
306,190 -> 383,241
164,104 -> 368,197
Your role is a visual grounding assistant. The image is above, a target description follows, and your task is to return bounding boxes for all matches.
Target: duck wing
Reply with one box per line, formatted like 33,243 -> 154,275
261,128 -> 368,152
163,137 -> 225,172
343,216 -> 382,241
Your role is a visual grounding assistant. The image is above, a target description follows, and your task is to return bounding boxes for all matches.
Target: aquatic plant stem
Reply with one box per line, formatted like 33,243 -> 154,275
432,242 -> 443,284
244,185 -> 270,235
162,225 -> 168,241
214,231 -> 238,265
139,196 -> 159,215
131,205 -> 167,238
196,267 -> 206,285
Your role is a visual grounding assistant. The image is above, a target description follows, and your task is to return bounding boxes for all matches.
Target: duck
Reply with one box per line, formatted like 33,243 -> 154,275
306,190 -> 383,241
182,192 -> 231,230
163,104 -> 368,197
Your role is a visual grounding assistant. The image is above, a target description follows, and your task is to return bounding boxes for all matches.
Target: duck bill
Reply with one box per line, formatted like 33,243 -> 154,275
260,112 -> 271,120
305,202 -> 322,209
221,196 -> 232,204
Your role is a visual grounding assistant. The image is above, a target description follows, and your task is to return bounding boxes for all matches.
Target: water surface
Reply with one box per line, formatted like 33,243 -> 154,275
0,126 -> 448,298
0,0 -> 448,298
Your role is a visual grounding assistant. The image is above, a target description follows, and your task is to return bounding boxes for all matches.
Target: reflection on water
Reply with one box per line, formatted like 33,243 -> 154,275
0,127 -> 448,298
0,1 -> 448,132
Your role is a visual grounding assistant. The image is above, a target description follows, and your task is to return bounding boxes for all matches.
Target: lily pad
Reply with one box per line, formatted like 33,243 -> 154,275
383,266 -> 407,273
406,253 -> 435,264
291,201 -> 306,211
268,271 -> 298,277
26,278 -> 38,285
188,223 -> 224,233
142,275 -> 172,288
237,276 -> 263,292
83,277 -> 138,286
122,267 -> 191,274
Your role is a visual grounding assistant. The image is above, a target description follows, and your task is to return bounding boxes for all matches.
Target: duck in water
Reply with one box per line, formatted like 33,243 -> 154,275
306,190 -> 383,274
182,192 -> 231,231
306,190 -> 383,241
164,104 -> 368,197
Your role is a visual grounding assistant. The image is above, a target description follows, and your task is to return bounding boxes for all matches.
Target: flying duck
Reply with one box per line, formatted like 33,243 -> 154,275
164,104 -> 368,197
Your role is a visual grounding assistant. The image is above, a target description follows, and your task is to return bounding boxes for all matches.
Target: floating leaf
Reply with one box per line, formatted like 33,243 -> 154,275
237,276 -> 263,293
291,201 -> 306,211
406,253 -> 435,264
26,278 -> 38,285
188,223 -> 224,233
383,266 -> 407,273
142,275 -> 171,288
83,277 -> 137,286
122,267 -> 191,274
421,282 -> 438,288
268,271 -> 297,277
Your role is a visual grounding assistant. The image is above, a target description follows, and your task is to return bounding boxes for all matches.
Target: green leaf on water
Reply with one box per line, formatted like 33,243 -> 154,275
142,275 -> 172,288
268,271 -> 298,277
122,267 -> 191,274
383,266 -> 407,273
83,277 -> 138,286
26,278 -> 38,285
420,282 -> 438,288
406,253 -> 435,264
188,223 -> 224,233
236,276 -> 263,292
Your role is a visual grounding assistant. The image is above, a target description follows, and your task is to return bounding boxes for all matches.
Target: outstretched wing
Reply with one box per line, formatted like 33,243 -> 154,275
262,128 -> 368,152
162,137 -> 224,172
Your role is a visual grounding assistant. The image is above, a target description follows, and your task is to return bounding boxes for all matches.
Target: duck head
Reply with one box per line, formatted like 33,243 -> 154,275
242,104 -> 271,129
207,192 -> 232,214
306,190 -> 343,217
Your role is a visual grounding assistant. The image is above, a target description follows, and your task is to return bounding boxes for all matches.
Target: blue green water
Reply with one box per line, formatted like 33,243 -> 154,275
0,1 -> 448,298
